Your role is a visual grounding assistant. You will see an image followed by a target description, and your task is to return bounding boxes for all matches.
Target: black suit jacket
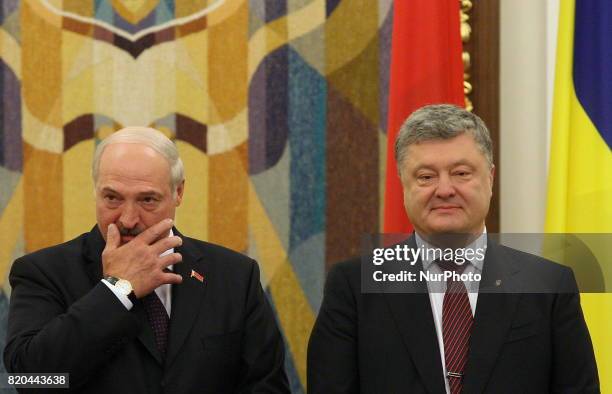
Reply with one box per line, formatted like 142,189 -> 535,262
307,236 -> 599,393
4,226 -> 290,394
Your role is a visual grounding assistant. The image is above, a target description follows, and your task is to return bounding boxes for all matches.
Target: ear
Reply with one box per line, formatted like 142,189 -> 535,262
175,180 -> 185,206
489,164 -> 496,194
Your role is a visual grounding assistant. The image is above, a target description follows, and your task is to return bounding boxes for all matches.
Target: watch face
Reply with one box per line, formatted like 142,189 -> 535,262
115,279 -> 133,295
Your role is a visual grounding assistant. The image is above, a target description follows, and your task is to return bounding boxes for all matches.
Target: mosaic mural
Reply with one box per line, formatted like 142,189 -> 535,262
0,1 -> 392,391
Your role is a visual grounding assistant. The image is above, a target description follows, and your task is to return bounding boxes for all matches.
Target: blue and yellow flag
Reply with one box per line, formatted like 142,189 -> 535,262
546,0 -> 612,389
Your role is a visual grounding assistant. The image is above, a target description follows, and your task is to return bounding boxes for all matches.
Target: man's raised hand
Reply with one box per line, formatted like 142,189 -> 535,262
102,218 -> 183,298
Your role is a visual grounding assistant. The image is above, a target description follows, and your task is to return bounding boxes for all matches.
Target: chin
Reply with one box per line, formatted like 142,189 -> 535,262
426,213 -> 469,231
430,229 -> 465,236
429,217 -> 461,228
427,222 -> 469,235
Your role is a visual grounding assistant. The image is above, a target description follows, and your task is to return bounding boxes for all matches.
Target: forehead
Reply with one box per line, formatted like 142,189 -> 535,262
97,143 -> 171,187
404,133 -> 487,167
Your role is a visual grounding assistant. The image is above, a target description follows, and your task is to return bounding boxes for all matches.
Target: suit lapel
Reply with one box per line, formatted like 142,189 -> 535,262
383,236 -> 446,394
82,225 -> 167,365
164,232 -> 208,369
133,301 -> 164,364
385,292 -> 446,393
83,225 -> 105,285
462,240 -> 521,393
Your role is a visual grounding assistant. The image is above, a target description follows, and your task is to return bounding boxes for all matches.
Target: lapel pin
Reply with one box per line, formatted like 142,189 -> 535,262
190,269 -> 204,283
495,279 -> 502,287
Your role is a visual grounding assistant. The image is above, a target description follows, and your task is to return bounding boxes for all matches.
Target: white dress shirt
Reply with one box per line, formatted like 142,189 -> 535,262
102,230 -> 174,316
415,230 -> 487,394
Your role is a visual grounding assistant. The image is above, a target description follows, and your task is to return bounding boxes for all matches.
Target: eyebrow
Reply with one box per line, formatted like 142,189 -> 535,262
449,160 -> 475,168
412,160 -> 475,172
100,187 -> 119,194
100,187 -> 163,198
137,191 -> 163,198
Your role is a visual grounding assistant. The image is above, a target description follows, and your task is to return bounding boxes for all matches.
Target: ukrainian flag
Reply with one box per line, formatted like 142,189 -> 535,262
546,0 -> 612,390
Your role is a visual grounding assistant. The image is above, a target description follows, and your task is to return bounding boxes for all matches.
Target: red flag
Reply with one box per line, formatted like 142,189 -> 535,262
383,0 -> 465,233
190,269 -> 204,283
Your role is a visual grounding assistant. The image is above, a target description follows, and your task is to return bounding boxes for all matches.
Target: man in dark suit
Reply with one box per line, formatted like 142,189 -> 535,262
4,127 -> 290,393
307,104 -> 599,393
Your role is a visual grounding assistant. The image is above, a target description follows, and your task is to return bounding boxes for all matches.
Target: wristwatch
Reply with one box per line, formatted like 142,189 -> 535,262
105,276 -> 138,304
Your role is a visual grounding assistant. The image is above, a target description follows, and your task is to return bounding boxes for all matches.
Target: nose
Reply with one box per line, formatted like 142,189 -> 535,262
118,202 -> 140,230
435,173 -> 456,199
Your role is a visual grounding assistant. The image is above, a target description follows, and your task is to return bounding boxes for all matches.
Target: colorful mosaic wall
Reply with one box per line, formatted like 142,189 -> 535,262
0,1 -> 392,391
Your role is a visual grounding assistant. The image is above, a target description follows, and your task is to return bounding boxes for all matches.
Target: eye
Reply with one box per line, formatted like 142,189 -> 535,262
141,196 -> 159,204
453,169 -> 472,178
416,173 -> 436,184
102,194 -> 122,206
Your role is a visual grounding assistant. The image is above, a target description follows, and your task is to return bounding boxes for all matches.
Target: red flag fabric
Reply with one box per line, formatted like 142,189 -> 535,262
383,0 -> 465,233
190,269 -> 204,283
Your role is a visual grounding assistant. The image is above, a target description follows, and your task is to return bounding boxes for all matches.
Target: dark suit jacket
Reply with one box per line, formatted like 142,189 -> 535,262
307,236 -> 599,393
4,226 -> 290,394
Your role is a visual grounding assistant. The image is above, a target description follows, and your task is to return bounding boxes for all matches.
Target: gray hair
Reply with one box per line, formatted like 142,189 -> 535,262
394,104 -> 493,176
92,126 -> 184,193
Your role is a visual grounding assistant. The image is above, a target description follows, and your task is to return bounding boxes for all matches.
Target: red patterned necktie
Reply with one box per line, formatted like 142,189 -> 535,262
438,259 -> 473,394
142,292 -> 170,356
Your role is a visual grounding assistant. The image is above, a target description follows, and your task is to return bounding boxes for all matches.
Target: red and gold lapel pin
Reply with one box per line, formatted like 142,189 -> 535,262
190,269 -> 204,283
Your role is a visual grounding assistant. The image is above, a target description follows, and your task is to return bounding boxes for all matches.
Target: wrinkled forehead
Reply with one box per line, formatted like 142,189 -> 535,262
406,134 -> 486,162
97,143 -> 172,184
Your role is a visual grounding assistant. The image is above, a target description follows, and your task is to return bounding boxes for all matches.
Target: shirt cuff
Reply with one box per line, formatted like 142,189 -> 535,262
102,279 -> 134,310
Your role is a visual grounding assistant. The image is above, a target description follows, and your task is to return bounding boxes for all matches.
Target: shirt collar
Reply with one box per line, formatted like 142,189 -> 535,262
415,228 -> 487,271
159,229 -> 174,271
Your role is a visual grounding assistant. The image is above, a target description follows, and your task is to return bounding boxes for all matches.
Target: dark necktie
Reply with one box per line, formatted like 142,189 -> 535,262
438,259 -> 473,394
142,292 -> 170,357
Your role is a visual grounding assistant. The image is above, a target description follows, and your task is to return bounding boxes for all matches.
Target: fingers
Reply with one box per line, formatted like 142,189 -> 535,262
159,252 -> 182,268
138,218 -> 174,245
152,236 -> 183,255
104,223 -> 120,251
161,272 -> 183,286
